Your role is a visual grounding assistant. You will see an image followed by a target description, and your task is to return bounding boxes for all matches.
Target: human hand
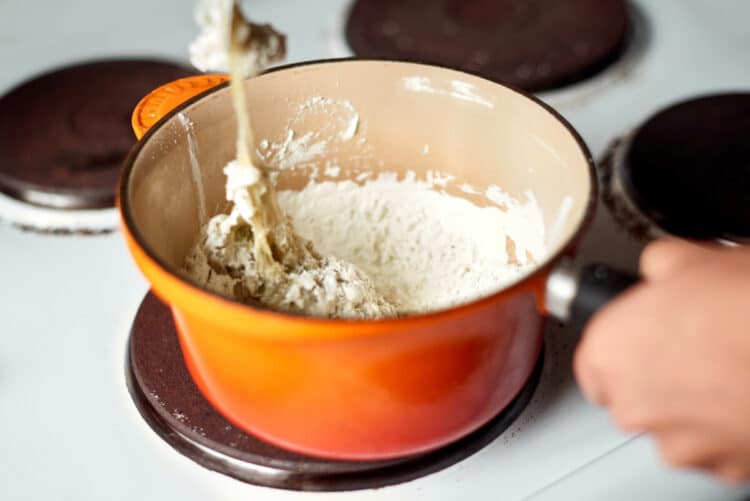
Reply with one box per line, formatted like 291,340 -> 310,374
574,238 -> 750,483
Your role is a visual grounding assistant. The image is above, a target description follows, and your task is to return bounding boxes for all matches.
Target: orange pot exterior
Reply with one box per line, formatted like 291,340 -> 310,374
131,74 -> 230,140
175,296 -> 543,459
119,64 -> 595,460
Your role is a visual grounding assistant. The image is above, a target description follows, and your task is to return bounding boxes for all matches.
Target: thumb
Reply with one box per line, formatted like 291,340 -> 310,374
639,238 -> 716,281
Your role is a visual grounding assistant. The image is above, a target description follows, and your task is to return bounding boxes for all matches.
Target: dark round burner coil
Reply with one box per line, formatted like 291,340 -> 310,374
126,292 -> 543,492
0,59 -> 193,209
622,93 -> 750,242
345,0 -> 630,92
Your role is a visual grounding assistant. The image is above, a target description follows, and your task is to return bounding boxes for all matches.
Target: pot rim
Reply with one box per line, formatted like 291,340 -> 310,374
118,59 -> 598,331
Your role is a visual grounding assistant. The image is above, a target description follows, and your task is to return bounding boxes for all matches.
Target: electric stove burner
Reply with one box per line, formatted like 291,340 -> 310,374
344,0 -> 630,92
126,292 -> 543,492
0,59 -> 192,233
601,93 -> 750,243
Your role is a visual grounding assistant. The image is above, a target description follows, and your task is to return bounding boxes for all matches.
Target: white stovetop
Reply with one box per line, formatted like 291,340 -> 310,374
1,1 -> 749,500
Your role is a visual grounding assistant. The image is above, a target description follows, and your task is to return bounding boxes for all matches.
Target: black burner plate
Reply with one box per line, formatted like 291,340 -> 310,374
0,59 -> 193,209
126,292 -> 543,491
622,93 -> 750,242
345,0 -> 630,92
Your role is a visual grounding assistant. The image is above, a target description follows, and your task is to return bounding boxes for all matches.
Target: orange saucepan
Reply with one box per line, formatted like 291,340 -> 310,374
117,61 -> 599,461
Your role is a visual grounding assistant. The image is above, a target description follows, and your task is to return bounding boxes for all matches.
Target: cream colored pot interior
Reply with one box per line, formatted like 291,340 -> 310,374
126,61 -> 593,281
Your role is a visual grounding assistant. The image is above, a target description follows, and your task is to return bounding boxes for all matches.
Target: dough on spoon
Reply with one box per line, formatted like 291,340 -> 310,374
185,0 -> 396,319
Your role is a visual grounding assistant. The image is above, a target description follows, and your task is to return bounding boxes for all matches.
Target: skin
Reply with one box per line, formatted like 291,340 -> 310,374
574,238 -> 750,483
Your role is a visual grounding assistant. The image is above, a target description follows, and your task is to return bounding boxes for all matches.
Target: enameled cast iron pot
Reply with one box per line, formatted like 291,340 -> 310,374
118,61 -> 634,461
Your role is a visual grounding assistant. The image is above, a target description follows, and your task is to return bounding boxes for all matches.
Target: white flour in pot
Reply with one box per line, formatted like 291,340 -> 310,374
185,171 -> 547,317
276,174 -> 545,314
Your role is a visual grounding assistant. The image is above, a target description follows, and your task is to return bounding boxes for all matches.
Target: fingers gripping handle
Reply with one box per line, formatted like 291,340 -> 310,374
546,260 -> 639,332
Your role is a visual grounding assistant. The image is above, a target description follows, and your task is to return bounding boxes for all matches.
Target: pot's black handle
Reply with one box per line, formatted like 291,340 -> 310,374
546,261 -> 640,332
570,264 -> 639,332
